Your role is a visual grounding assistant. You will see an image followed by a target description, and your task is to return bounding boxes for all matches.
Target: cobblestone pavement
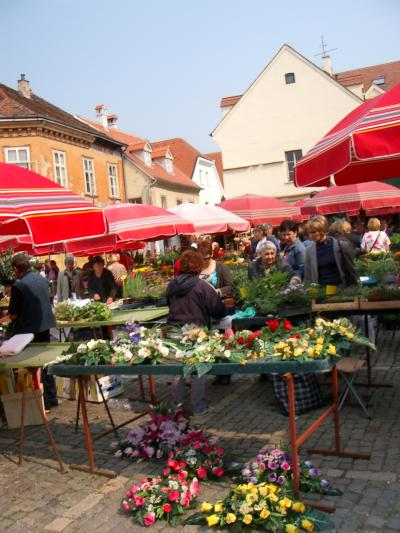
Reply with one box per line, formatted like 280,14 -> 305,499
1,329 -> 400,532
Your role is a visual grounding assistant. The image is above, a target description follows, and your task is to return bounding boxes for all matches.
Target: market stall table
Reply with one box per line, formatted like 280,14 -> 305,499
0,343 -> 67,472
48,356 -> 369,510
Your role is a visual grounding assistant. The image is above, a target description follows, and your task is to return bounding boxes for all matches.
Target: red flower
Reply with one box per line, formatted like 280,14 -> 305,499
289,333 -> 300,339
215,447 -> 225,457
143,512 -> 156,526
193,440 -> 202,449
237,336 -> 245,344
162,503 -> 172,513
212,466 -> 224,477
162,468 -> 171,476
283,319 -> 293,330
266,319 -> 279,332
202,445 -> 212,454
122,501 -> 130,512
196,467 -> 207,479
168,490 -> 180,502
133,496 -> 145,507
177,470 -> 188,481
178,460 -> 188,470
167,459 -> 178,470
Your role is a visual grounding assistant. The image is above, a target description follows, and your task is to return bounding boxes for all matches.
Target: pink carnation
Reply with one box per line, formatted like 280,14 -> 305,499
215,447 -> 225,457
143,512 -> 156,526
168,490 -> 180,502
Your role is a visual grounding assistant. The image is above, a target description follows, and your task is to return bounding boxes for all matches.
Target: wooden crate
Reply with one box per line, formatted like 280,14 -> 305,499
311,297 -> 360,312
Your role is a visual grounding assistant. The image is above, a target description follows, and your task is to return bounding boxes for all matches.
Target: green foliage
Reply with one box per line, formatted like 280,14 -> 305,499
389,233 -> 400,252
54,301 -> 112,322
123,273 -> 166,300
228,264 -> 248,302
355,253 -> 400,279
0,251 -> 16,284
242,271 -> 291,314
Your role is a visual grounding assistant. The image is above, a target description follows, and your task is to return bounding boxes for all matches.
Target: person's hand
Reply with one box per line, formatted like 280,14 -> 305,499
93,293 -> 101,301
106,297 -> 113,305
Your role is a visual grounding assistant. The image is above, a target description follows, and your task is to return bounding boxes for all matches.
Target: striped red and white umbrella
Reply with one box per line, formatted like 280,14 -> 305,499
169,203 -> 250,234
218,194 -> 302,226
301,181 -> 400,217
295,83 -> 400,187
104,203 -> 195,241
0,163 -> 107,246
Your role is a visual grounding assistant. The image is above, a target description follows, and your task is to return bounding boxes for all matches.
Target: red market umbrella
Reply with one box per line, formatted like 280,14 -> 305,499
0,235 -> 63,256
295,83 -> 400,187
104,203 -> 195,241
218,194 -> 302,226
0,163 -> 107,246
66,234 -> 145,255
301,181 -> 400,217
169,203 -> 250,234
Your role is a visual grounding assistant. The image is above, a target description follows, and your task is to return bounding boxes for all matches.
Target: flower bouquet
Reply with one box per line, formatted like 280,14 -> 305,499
165,429 -> 227,480
239,449 -> 342,497
112,406 -> 190,461
122,471 -> 199,527
59,339 -> 115,366
185,481 -> 334,531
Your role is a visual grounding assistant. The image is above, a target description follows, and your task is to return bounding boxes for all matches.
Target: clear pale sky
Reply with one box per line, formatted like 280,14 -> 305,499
2,0 -> 399,151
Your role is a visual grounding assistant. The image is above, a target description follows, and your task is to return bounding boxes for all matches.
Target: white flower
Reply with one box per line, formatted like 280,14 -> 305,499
87,339 -> 97,350
77,344 -> 88,353
175,350 -> 185,360
123,350 -> 133,362
159,345 -> 169,357
139,327 -> 148,337
223,350 -> 231,358
138,347 -> 151,358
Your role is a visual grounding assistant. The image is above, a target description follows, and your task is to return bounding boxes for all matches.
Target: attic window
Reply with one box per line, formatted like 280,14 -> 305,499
144,151 -> 152,167
285,72 -> 296,84
372,76 -> 385,85
166,159 -> 173,174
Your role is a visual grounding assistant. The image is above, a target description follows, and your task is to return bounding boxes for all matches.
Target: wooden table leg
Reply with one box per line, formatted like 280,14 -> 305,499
70,377 -> 116,478
18,382 -> 26,466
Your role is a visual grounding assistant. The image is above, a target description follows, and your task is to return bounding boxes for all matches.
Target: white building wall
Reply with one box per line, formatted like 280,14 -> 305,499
213,46 -> 362,199
192,157 -> 224,205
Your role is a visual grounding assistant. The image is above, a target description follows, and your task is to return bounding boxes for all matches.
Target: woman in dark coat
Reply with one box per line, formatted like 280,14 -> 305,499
167,250 -> 226,416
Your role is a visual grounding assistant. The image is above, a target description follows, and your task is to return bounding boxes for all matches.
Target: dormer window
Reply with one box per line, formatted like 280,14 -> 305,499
285,72 -> 296,84
373,76 -> 385,85
165,158 -> 173,173
144,150 -> 152,167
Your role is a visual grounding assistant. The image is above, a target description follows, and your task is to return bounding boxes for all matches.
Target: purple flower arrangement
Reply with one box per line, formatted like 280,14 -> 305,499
239,448 -> 341,496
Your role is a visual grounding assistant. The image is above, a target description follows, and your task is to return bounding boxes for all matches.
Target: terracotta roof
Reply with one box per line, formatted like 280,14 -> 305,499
151,138 -> 206,178
79,117 -> 199,191
151,146 -> 171,159
335,60 -> 400,93
77,116 -> 145,146
204,151 -> 224,186
220,95 -> 242,108
0,84 -> 122,145
128,140 -> 149,152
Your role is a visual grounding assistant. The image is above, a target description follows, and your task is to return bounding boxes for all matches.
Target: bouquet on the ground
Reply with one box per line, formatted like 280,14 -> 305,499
112,406 -> 190,461
239,449 -> 342,497
122,470 -> 199,527
185,481 -> 334,531
165,428 -> 227,480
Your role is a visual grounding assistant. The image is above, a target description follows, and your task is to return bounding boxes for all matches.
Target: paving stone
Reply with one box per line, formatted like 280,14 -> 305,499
44,517 -> 73,532
63,493 -> 105,519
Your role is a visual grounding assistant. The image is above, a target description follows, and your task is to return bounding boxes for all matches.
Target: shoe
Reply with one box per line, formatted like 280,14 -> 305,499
192,405 -> 214,418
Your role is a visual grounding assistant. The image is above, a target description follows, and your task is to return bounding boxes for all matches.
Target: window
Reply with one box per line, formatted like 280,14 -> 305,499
205,171 -> 209,186
285,72 -> 296,84
5,146 -> 30,169
372,76 -> 385,85
165,159 -> 173,173
199,169 -> 203,186
176,199 -> 182,205
52,150 -> 68,187
285,150 -> 303,182
144,151 -> 152,167
82,158 -> 96,195
161,195 -> 167,209
108,163 -> 119,198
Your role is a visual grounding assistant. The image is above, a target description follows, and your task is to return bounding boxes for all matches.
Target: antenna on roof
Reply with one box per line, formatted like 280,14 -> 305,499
315,35 -> 338,57
315,36 -> 337,76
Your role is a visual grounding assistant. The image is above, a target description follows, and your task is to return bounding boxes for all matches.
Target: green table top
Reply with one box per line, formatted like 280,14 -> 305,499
56,307 -> 168,329
48,356 -> 338,377
0,343 -> 66,369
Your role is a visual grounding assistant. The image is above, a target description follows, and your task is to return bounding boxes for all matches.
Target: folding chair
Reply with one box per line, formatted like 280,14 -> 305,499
337,358 -> 371,419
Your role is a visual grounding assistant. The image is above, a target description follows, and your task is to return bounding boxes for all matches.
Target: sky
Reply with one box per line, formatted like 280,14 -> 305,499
1,0 -> 399,152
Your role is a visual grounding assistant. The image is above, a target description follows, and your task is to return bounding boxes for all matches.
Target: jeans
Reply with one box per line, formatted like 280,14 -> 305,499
172,375 -> 207,414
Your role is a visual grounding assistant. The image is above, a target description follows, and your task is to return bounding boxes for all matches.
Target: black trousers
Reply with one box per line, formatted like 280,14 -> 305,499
34,330 -> 58,408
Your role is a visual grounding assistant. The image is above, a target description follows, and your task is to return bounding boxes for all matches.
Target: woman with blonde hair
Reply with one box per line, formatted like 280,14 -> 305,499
304,215 -> 358,287
361,218 -> 390,253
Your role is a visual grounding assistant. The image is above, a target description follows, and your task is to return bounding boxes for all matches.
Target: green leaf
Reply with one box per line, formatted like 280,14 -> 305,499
184,512 -> 205,525
303,508 -> 336,531
183,365 -> 195,378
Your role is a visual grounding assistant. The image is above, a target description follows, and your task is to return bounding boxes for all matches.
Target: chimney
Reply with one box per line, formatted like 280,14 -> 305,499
95,104 -> 108,130
321,55 -> 333,76
17,74 -> 32,99
107,114 -> 118,129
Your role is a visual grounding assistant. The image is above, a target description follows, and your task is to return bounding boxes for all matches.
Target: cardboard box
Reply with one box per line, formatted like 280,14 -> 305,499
55,376 -> 77,400
84,375 -> 123,403
1,389 -> 44,428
